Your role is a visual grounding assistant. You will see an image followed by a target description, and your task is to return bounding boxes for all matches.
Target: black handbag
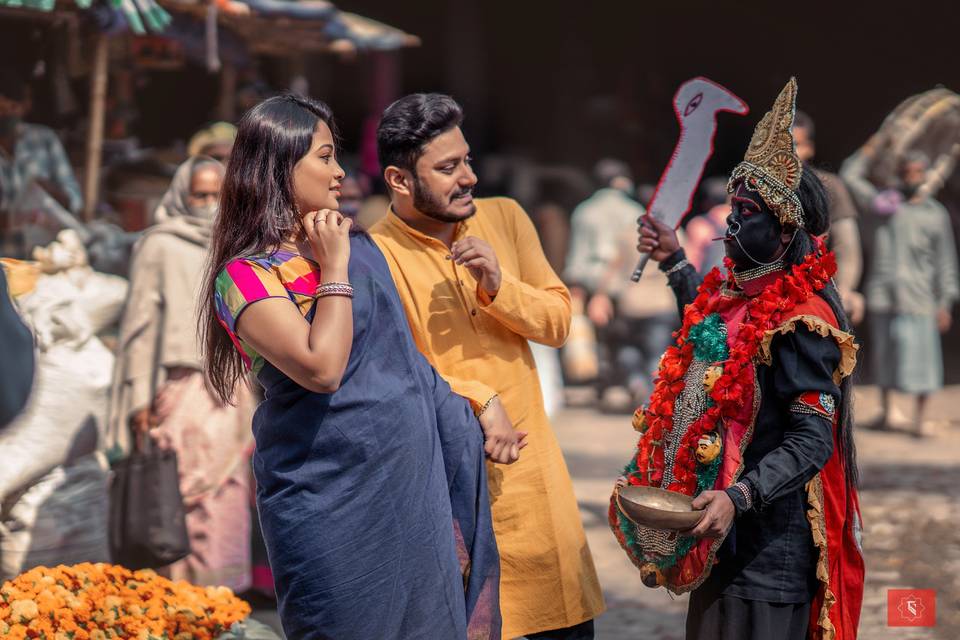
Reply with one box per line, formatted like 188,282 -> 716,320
109,434 -> 190,569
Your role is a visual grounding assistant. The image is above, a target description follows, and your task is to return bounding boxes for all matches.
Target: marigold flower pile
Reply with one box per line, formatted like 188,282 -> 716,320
0,563 -> 251,640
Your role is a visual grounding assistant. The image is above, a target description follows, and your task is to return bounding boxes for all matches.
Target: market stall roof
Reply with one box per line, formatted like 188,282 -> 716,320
0,0 -> 171,34
160,0 -> 419,55
0,0 -> 419,222
0,0 -> 420,53
331,11 -> 421,52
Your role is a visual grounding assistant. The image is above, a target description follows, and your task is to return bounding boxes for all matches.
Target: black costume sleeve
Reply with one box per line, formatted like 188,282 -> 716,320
735,324 -> 840,513
659,249 -> 702,317
0,271 -> 35,429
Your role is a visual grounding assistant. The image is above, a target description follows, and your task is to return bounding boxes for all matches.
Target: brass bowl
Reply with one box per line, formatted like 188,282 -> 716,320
616,486 -> 705,532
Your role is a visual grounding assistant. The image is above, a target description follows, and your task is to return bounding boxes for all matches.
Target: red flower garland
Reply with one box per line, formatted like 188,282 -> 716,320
632,241 -> 837,496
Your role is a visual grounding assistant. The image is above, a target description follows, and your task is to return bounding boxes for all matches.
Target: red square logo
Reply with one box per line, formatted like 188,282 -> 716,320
887,589 -> 936,627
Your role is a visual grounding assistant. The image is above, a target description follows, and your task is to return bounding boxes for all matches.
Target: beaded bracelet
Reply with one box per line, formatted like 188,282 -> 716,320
476,394 -> 498,418
664,258 -> 691,277
731,481 -> 753,511
315,282 -> 354,299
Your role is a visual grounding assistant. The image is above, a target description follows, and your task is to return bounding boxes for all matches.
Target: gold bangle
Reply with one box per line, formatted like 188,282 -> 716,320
476,394 -> 498,418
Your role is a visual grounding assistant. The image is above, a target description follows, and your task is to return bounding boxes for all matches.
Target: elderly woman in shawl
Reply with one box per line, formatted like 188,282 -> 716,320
107,156 -> 255,591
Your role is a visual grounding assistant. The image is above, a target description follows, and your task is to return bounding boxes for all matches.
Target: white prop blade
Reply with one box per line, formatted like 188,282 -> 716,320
632,77 -> 748,282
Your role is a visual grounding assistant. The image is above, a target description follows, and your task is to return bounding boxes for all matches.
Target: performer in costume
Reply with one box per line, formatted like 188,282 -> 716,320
611,78 -> 864,640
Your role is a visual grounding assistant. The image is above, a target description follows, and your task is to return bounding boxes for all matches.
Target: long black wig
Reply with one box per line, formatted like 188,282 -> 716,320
781,168 -> 859,488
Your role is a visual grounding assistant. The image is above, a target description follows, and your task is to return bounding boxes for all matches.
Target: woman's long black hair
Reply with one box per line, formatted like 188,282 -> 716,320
199,94 -> 337,404
781,168 -> 859,488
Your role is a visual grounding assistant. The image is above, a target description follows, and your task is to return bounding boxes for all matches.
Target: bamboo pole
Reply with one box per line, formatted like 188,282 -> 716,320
216,62 -> 237,122
82,32 -> 109,222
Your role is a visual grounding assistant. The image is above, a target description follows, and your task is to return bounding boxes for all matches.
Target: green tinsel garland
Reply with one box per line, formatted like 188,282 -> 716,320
696,456 -> 722,494
618,457 -> 641,549
687,312 -> 728,364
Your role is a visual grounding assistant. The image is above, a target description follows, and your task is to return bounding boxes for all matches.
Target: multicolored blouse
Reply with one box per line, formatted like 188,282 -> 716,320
214,250 -> 321,374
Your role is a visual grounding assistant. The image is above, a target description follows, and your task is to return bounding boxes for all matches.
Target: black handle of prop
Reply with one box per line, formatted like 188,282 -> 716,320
631,251 -> 651,282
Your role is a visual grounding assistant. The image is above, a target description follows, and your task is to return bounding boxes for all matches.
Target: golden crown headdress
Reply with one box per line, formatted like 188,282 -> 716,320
727,77 -> 805,228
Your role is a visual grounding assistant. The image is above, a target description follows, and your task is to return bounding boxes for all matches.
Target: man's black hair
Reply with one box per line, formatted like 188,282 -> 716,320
377,93 -> 464,174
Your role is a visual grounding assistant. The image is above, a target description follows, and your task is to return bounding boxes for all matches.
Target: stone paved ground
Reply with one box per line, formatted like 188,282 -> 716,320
253,385 -> 960,639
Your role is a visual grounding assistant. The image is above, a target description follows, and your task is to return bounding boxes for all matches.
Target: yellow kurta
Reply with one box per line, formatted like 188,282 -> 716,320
371,197 -> 605,638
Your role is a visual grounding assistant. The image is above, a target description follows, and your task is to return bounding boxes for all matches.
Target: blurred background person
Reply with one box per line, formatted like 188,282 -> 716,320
338,172 -> 370,219
586,210 -> 683,411
335,158 -> 384,230
793,110 -> 865,323
564,159 -> 645,409
186,121 -> 238,165
325,155 -> 388,230
107,155 -> 255,591
564,159 -> 640,300
684,176 -> 731,274
0,68 -> 82,215
530,176 -> 574,276
147,122 -> 238,226
844,150 -> 959,436
636,183 -> 657,212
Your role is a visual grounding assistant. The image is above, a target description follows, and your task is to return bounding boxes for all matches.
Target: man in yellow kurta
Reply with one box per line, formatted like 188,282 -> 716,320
370,93 -> 604,639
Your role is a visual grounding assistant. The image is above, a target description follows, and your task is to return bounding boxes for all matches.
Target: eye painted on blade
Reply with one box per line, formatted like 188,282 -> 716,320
684,92 -> 703,116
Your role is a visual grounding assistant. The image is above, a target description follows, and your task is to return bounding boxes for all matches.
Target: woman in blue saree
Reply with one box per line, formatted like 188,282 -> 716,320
199,95 -> 512,639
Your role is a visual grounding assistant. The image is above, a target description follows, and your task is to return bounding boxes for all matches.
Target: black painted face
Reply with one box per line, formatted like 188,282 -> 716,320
724,182 -> 786,268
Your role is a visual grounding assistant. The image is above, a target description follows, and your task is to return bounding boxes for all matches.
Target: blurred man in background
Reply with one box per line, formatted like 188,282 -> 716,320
564,159 -> 647,409
564,159 -> 640,299
585,211 -> 681,410
844,150 -> 959,435
0,69 -> 82,215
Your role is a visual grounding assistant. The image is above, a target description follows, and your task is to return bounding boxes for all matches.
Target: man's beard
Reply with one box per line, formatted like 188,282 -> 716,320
412,173 -> 476,223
